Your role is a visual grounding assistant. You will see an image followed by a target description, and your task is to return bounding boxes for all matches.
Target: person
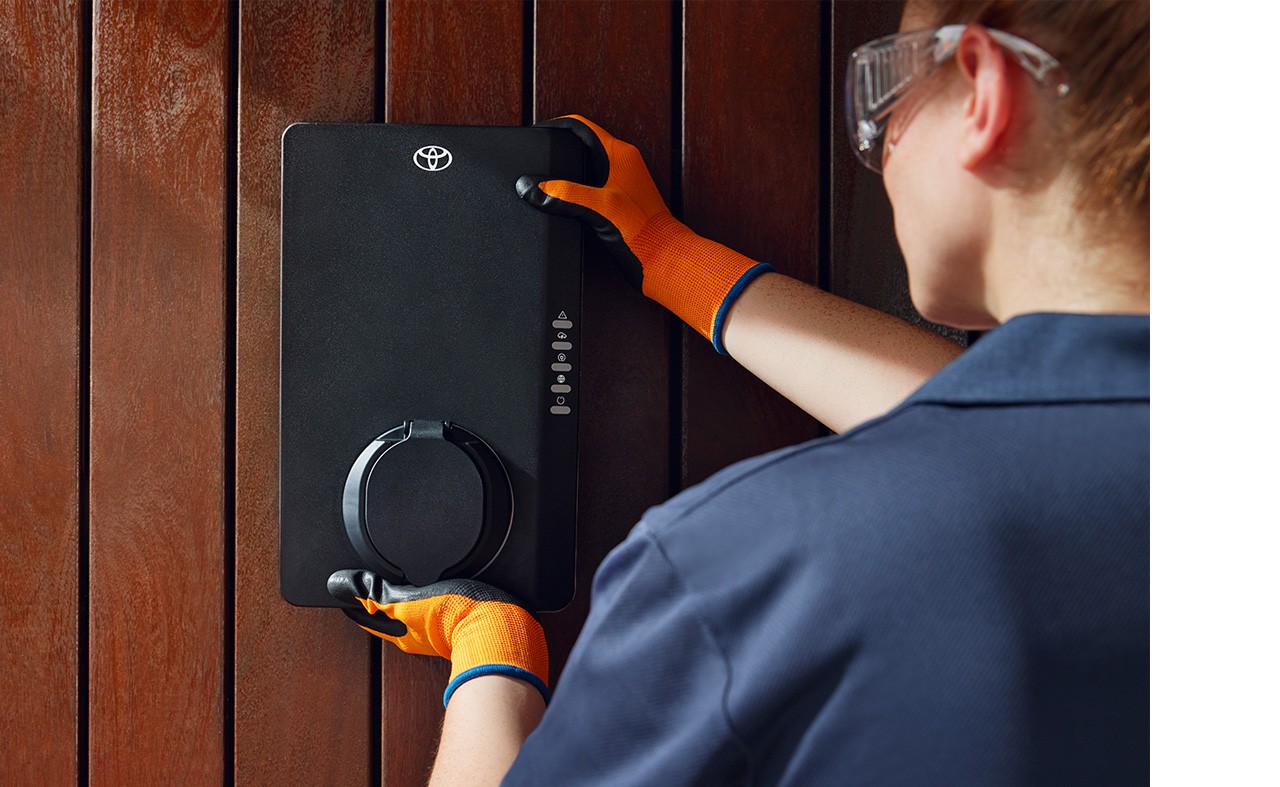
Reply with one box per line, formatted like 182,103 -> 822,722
326,0 -> 1150,783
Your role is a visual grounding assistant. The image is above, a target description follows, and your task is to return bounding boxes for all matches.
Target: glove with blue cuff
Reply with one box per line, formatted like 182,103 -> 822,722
328,569 -> 551,708
516,114 -> 774,355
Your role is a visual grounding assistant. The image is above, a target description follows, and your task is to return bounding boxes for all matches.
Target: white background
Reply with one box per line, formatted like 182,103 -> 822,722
1152,1 -> 1280,782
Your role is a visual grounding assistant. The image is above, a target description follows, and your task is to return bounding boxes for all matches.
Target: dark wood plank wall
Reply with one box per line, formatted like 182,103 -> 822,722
89,0 -> 228,781
0,1 -> 83,783
0,1 -> 957,784
683,1 -> 827,485
235,1 -> 377,783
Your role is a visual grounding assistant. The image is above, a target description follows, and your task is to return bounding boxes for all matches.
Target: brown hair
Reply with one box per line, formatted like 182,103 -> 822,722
917,0 -> 1149,230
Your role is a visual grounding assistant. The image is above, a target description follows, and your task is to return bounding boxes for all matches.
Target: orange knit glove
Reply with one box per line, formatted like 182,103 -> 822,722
328,570 -> 550,707
516,115 -> 773,354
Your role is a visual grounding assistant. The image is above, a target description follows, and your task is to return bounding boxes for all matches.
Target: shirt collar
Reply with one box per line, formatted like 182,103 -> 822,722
903,312 -> 1150,407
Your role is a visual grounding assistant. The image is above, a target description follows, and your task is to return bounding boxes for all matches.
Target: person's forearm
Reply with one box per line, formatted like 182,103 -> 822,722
722,272 -> 963,433
428,676 -> 546,787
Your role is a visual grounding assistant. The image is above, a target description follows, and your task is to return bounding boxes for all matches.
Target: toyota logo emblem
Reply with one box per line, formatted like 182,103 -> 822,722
413,145 -> 452,171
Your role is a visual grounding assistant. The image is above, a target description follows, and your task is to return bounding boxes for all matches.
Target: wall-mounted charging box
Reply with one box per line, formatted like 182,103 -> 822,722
279,123 -> 583,611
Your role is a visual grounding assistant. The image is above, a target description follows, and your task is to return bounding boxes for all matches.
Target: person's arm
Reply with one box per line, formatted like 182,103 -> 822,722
722,272 -> 962,432
518,115 -> 961,432
428,675 -> 545,787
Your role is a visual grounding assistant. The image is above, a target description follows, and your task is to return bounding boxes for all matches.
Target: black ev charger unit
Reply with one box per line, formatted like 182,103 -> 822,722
279,123 -> 584,611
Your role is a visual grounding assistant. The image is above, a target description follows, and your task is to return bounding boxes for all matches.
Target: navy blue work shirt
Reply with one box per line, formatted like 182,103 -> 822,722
504,312 -> 1149,786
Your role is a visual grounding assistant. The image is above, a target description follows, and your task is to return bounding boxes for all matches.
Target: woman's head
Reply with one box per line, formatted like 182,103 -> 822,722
876,0 -> 1149,328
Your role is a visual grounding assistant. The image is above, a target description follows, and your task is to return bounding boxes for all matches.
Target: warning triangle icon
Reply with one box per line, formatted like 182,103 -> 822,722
557,311 -> 568,319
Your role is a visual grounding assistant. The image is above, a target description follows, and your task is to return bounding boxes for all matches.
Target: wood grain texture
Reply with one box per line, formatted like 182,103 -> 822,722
0,1 -> 82,782
830,0 -> 965,343
533,0 -> 674,686
387,0 -> 524,125
682,0 -> 826,487
383,2 -> 524,782
89,0 -> 227,781
235,1 -> 376,782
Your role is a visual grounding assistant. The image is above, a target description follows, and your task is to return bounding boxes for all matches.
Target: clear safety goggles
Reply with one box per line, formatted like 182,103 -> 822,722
845,25 -> 1071,173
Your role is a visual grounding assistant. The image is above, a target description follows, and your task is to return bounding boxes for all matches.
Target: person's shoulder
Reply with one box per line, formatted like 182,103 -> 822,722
643,403 -> 974,540
632,405 -> 984,589
633,391 -> 1146,600
607,405 -> 1000,650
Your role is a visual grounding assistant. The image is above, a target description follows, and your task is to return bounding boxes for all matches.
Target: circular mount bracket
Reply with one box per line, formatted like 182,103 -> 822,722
342,420 -> 513,586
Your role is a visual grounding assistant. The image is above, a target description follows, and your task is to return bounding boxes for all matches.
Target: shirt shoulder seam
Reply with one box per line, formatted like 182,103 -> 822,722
663,393 -> 1146,526
664,401 -> 919,524
636,521 -> 758,784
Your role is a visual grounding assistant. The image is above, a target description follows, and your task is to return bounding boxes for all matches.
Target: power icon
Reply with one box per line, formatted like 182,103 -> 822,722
556,396 -> 566,405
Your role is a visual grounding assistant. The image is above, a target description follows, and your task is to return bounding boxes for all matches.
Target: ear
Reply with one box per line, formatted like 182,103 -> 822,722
954,25 -> 1013,170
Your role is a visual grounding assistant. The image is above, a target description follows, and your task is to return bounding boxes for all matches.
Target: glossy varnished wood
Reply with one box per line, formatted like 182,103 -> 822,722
682,0 -> 826,487
533,0 -> 675,686
235,1 -> 377,782
89,0 -> 228,781
0,1 -> 82,782
386,0 -> 524,126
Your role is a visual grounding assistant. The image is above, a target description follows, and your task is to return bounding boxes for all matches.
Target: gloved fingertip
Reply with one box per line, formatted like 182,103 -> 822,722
515,174 -> 544,201
326,569 -> 354,602
327,568 -> 374,607
517,177 -> 588,215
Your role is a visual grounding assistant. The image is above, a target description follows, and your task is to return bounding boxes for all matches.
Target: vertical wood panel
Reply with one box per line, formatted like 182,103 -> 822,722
533,0 -> 674,686
235,1 -> 377,783
830,0 -> 965,342
387,0 -> 523,125
0,0 -> 82,782
89,0 -> 227,781
682,0 -> 825,487
383,2 -> 524,782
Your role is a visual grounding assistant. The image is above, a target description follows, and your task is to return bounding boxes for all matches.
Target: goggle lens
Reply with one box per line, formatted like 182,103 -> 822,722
845,25 -> 1069,175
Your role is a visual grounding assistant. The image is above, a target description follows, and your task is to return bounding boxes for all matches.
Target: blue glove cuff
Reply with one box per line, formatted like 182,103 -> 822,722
443,664 -> 553,708
711,262 -> 775,356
